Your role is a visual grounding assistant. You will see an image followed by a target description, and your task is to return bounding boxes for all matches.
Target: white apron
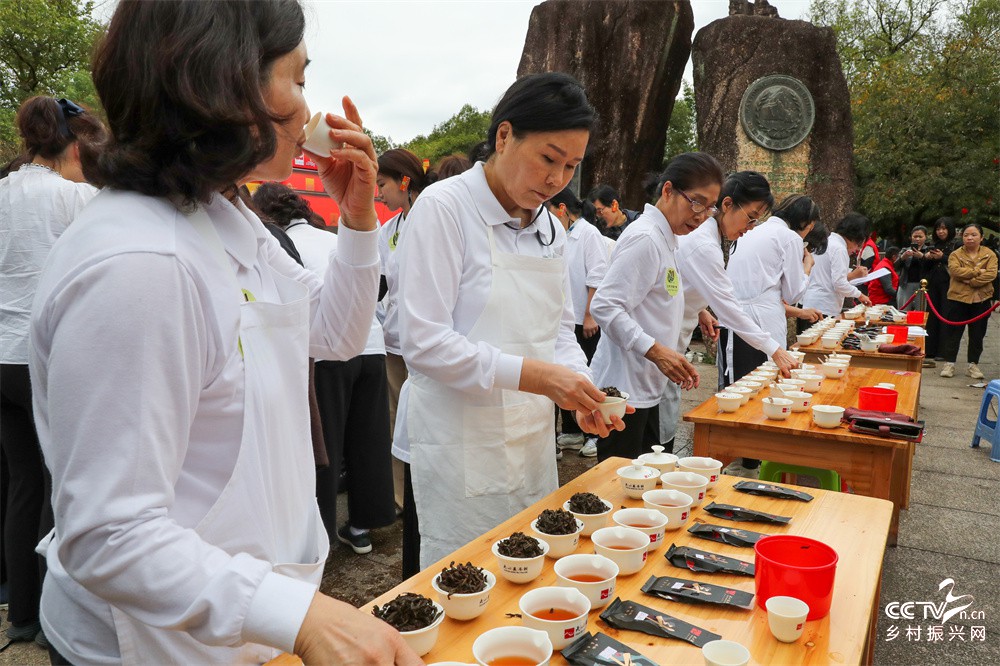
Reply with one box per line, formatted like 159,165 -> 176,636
719,287 -> 787,385
109,208 -> 328,664
408,225 -> 563,569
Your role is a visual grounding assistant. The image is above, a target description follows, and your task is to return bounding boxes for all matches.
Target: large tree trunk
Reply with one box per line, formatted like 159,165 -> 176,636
518,0 -> 694,210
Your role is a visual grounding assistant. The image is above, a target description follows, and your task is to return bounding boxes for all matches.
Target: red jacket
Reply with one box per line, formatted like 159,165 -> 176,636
868,256 -> 899,305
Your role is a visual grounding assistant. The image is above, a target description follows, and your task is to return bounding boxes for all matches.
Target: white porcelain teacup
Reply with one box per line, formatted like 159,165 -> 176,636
519,586 -> 591,650
642,489 -> 693,530
553,553 -> 619,609
591,526 -> 649,575
611,508 -> 668,550
472,626 -> 552,666
766,596 -> 810,643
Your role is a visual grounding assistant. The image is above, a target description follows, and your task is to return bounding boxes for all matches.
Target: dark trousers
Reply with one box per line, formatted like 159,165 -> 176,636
402,464 -> 420,578
925,278 -> 951,358
596,406 -> 659,463
717,328 -> 767,470
941,300 -> 992,364
0,364 -> 52,626
314,355 -> 395,540
560,325 -> 600,436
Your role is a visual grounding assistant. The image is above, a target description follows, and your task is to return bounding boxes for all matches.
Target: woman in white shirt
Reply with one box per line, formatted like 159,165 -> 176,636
0,95 -> 104,647
590,152 -> 724,462
29,2 -> 416,664
724,193 -> 823,375
253,183 -> 394,558
802,213 -> 873,315
396,73 -> 627,570
376,148 -> 433,532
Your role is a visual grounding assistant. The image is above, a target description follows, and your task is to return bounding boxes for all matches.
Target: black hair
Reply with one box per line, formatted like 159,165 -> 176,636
643,152 -> 725,200
884,246 -> 901,261
548,187 -> 583,216
959,222 -> 985,238
378,148 -> 435,193
718,170 -> 774,211
586,184 -> 620,207
910,225 -> 929,236
92,0 -> 306,205
470,72 -> 597,162
835,212 -> 871,244
772,194 -> 821,233
932,217 -> 956,244
252,182 -> 314,228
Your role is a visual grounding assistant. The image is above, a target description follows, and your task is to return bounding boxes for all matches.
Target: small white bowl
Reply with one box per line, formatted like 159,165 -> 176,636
399,601 -> 446,657
531,518 -> 584,559
812,404 -> 846,428
859,337 -> 880,352
611,508 -> 669,551
875,334 -> 893,344
762,397 -> 794,420
819,363 -> 847,379
876,382 -> 896,390
734,379 -> 764,395
725,385 -> 754,405
519,586 -> 591,650
676,456 -> 723,489
492,537 -> 549,584
432,569 -> 496,621
797,374 -> 824,393
642,489 -> 693,530
616,460 -> 660,499
659,471 -> 709,508
782,390 -> 813,413
563,498 -> 613,537
820,336 -> 840,349
636,444 -> 679,476
553,553 -> 619,609
796,333 -> 818,346
591,526 -> 650,575
828,353 -> 851,362
596,391 -> 629,425
472,626 -> 552,666
702,640 -> 750,666
715,392 -> 743,413
777,378 -> 806,392
789,350 -> 807,363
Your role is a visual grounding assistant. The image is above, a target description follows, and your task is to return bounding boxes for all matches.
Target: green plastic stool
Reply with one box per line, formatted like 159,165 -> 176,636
758,461 -> 841,492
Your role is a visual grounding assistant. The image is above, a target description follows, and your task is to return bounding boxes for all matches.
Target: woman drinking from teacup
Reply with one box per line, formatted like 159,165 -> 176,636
395,73 -> 629,571
29,1 -> 417,663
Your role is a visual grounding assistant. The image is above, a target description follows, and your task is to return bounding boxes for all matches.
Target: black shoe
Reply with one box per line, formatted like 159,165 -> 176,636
5,620 -> 41,642
336,525 -> 372,554
35,628 -> 50,649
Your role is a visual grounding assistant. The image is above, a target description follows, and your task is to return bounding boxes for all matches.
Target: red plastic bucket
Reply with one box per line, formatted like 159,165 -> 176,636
858,386 -> 898,412
755,535 -> 838,620
906,311 -> 923,325
887,325 -> 909,343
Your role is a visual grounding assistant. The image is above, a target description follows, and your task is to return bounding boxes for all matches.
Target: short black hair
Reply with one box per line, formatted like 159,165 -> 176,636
548,187 -> 583,216
586,184 -> 620,207
835,212 -> 871,244
252,182 -> 314,228
92,0 -> 306,205
932,217 -> 956,244
644,152 -> 724,200
471,72 -> 597,162
719,171 -> 774,211
773,194 -> 822,233
884,246 -> 901,261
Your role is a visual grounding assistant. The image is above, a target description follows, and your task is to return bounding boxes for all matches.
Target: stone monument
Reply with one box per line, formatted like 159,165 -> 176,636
518,0 -> 694,209
692,0 -> 855,223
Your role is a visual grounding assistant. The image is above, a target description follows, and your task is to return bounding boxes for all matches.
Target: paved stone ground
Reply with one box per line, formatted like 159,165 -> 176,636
3,315 -> 998,664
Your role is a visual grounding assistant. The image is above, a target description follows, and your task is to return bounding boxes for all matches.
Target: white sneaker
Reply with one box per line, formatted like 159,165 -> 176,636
723,461 -> 759,479
940,363 -> 955,378
579,438 -> 598,458
557,433 -> 585,450
967,363 -> 985,380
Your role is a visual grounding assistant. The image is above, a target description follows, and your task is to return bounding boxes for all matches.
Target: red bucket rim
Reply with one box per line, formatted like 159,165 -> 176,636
859,386 -> 898,397
754,535 -> 839,569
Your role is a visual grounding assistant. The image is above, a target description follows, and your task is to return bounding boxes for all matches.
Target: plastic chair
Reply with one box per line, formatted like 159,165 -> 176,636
758,461 -> 842,492
970,379 -> 1000,463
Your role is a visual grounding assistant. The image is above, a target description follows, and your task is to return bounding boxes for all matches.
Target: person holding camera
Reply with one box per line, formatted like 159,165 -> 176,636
894,225 -> 929,310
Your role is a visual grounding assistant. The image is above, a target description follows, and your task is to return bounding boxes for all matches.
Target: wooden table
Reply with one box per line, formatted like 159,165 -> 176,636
685,366 -> 919,545
338,461 -> 891,666
793,336 -> 925,373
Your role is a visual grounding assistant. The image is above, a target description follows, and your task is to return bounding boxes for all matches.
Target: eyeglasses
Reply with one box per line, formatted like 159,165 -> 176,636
677,190 -> 719,217
737,202 -> 769,227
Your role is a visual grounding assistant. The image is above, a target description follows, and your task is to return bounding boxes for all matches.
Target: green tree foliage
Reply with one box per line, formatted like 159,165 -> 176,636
810,0 -> 999,237
365,128 -> 397,156
403,104 -> 492,164
663,81 -> 697,168
0,0 -> 104,162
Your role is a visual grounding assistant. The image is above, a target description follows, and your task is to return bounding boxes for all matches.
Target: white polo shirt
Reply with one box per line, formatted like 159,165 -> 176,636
564,217 -> 608,325
802,232 -> 861,315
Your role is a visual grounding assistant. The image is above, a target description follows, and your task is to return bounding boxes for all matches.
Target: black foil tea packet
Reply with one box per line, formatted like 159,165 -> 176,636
562,631 -> 659,666
664,544 -> 755,576
733,480 -> 813,502
703,502 -> 792,525
687,522 -> 767,548
600,597 -> 721,648
641,575 -> 754,610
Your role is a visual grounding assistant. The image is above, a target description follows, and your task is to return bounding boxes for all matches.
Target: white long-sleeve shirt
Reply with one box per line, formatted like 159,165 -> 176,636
725,216 -> 810,349
287,220 -> 384,355
0,164 -> 97,363
377,211 -> 406,354
801,232 -> 861,315
30,190 -> 378,664
392,162 -> 589,462
565,217 -> 607,325
676,218 -> 780,357
590,204 -> 684,408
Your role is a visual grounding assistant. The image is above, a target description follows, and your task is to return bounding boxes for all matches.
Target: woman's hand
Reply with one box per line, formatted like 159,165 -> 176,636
305,96 -> 378,232
575,407 -> 633,438
771,348 -> 798,379
796,307 -> 823,323
802,249 -> 815,274
644,342 -> 699,390
582,313 -> 599,339
858,294 -> 872,306
847,266 -> 868,281
697,310 -> 719,342
519,359 -> 605,413
295,593 -> 422,665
